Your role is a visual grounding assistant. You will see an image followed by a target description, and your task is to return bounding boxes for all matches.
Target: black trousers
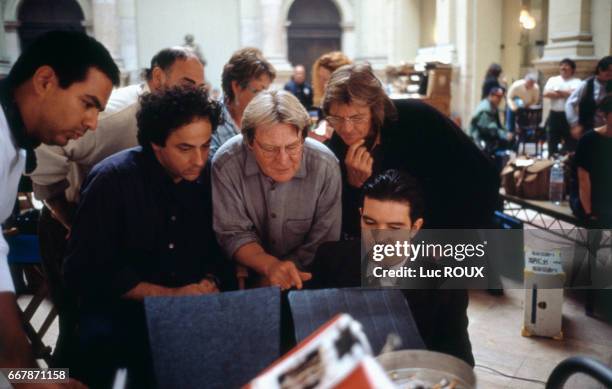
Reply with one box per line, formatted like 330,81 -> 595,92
548,110 -> 576,155
37,206 -> 79,369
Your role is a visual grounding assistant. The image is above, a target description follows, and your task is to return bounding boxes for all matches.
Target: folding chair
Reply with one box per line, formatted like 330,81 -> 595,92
6,233 -> 57,365
145,287 -> 281,389
515,107 -> 546,156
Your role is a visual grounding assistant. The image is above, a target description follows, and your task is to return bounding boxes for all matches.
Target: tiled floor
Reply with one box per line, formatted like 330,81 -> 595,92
468,288 -> 612,388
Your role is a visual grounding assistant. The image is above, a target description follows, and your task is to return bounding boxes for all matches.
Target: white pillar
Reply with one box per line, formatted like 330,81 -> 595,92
118,0 -> 138,79
355,0 -> 389,71
92,0 -> 124,70
240,0 -> 263,48
535,0 -> 598,79
260,0 -> 292,77
450,0 -> 502,129
387,0 -> 420,64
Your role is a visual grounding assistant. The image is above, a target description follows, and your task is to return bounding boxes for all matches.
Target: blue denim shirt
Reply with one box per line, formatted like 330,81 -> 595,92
210,103 -> 240,159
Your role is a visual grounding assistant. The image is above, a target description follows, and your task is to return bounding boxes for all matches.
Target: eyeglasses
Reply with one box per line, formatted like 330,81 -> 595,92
326,115 -> 369,128
254,138 -> 303,158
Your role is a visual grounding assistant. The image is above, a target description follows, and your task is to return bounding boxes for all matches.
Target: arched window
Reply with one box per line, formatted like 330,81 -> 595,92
287,0 -> 341,83
18,0 -> 85,51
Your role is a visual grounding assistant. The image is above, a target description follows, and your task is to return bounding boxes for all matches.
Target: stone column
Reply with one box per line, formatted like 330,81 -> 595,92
117,0 -> 138,81
260,0 -> 292,85
447,0 -> 502,129
355,0 -> 389,72
387,0 -> 420,64
535,0 -> 597,80
92,0 -> 124,70
240,0 -> 263,48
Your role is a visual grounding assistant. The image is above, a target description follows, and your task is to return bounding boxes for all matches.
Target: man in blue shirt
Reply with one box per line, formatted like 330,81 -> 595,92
284,65 -> 313,109
64,86 -> 232,388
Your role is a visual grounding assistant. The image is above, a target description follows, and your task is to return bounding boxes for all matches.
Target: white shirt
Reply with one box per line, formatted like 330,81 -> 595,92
30,83 -> 146,202
507,79 -> 540,111
0,106 -> 26,293
544,75 -> 581,112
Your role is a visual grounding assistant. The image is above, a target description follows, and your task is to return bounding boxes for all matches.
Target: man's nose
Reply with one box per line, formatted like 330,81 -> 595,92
84,110 -> 99,132
276,148 -> 291,165
192,149 -> 205,167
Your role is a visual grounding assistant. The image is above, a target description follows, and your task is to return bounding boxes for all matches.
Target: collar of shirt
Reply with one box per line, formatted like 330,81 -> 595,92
221,103 -> 240,136
243,141 -> 308,180
0,78 -> 39,173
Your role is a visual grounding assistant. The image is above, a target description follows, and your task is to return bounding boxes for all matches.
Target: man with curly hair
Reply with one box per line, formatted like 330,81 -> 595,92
63,86 -> 232,388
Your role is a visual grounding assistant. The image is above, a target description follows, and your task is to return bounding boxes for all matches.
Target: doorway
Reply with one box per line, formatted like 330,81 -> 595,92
18,0 -> 85,51
287,0 -> 341,83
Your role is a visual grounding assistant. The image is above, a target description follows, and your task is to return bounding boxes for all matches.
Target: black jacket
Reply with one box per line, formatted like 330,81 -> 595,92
328,99 -> 500,238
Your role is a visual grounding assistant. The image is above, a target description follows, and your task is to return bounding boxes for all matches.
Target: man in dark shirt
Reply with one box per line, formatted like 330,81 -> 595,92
310,170 -> 475,367
284,65 -> 313,109
575,96 -> 612,226
64,86 -> 232,388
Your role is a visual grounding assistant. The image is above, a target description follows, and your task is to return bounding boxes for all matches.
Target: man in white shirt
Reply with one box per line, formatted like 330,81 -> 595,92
28,46 -> 205,368
0,31 -> 118,383
543,58 -> 581,154
506,73 -> 540,132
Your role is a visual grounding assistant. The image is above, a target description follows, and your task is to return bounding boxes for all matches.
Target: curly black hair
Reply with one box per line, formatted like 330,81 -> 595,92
137,86 -> 221,149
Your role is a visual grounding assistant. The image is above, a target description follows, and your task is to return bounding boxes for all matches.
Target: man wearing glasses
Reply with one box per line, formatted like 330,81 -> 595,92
212,90 -> 342,290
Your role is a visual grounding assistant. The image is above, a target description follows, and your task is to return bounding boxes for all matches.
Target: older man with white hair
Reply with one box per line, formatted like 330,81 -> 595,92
212,90 -> 341,290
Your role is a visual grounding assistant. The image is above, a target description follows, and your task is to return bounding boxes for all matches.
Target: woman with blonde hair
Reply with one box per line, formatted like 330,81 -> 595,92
312,51 -> 352,106
309,51 -> 351,142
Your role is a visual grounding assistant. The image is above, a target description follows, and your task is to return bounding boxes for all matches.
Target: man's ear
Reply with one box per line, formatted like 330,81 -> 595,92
412,218 -> 424,232
150,67 -> 166,90
150,142 -> 163,154
31,66 -> 57,96
359,207 -> 363,216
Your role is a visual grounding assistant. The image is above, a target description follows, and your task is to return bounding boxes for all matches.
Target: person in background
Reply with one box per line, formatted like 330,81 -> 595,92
64,86 -> 231,388
212,90 -> 341,290
566,55 -> 612,140
310,169 -> 474,366
470,87 -> 512,156
284,64 -> 313,109
575,95 -> 612,226
0,30 -> 118,388
210,47 -> 275,158
506,73 -> 540,133
481,63 -> 505,99
543,58 -> 581,154
309,51 -> 352,142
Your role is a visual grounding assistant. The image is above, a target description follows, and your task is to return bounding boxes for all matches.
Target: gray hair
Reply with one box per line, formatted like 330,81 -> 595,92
241,90 -> 310,144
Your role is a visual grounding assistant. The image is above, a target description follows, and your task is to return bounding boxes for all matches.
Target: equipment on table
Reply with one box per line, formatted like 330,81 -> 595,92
376,350 -> 476,389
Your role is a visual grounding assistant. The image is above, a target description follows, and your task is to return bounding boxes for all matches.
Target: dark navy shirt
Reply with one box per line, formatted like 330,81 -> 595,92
64,146 -> 231,302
